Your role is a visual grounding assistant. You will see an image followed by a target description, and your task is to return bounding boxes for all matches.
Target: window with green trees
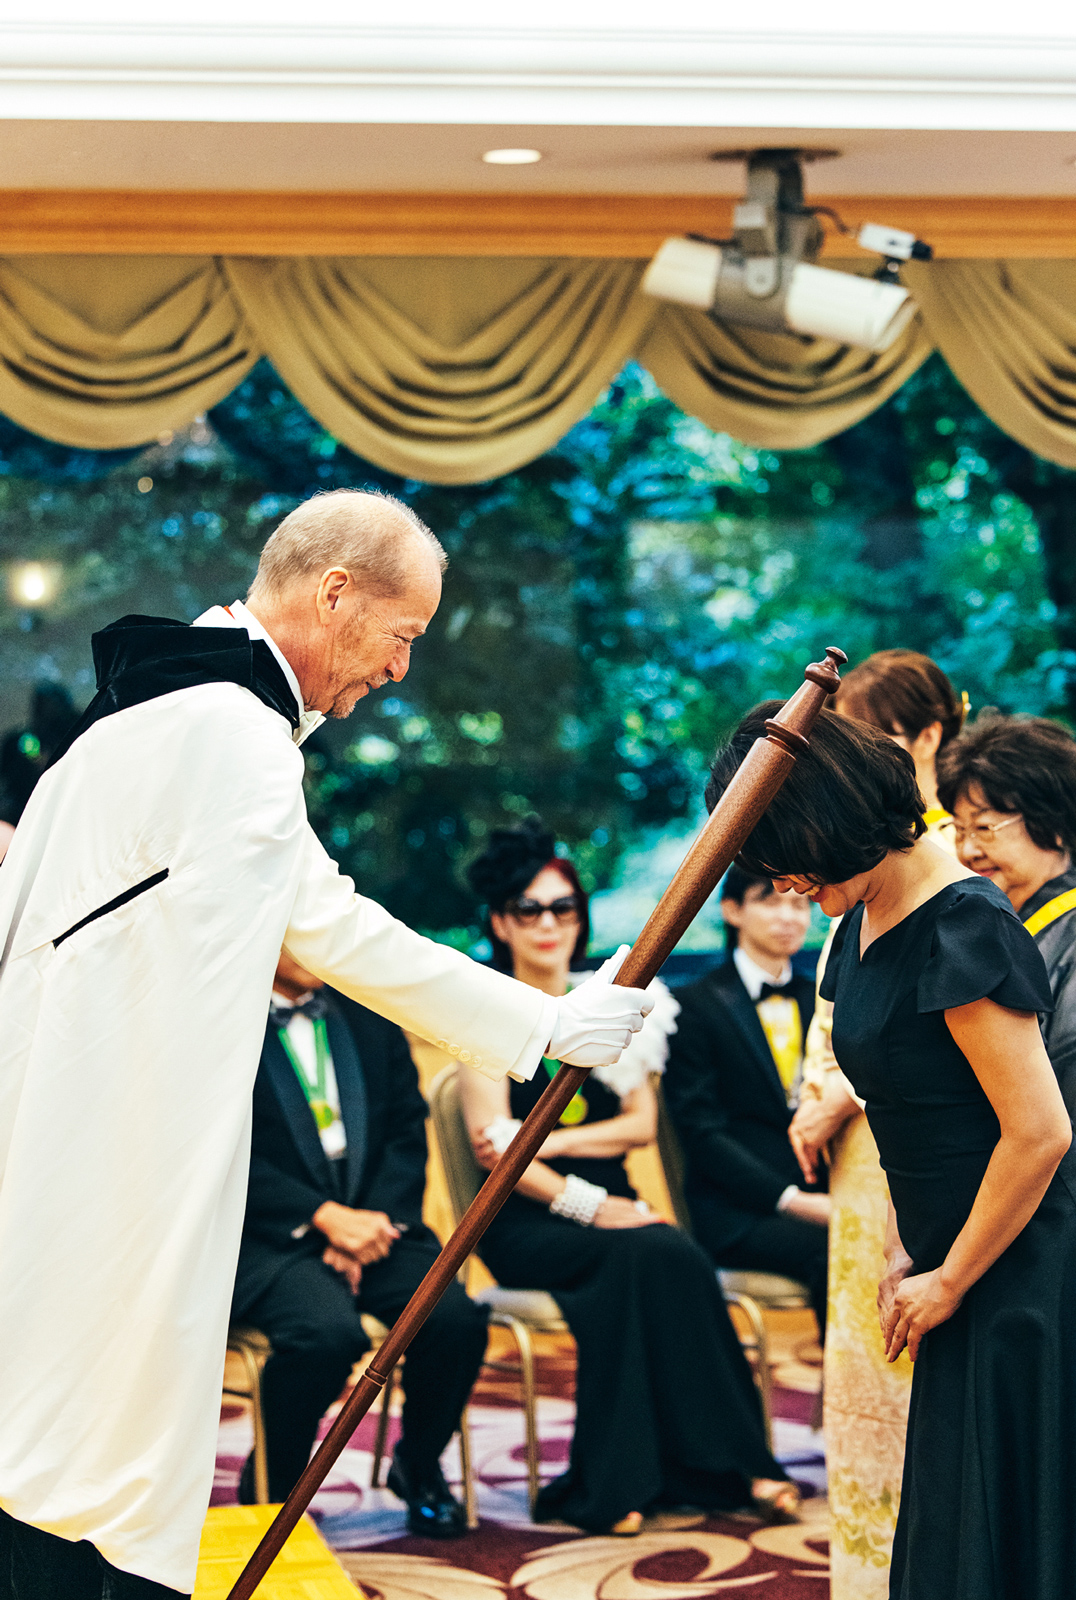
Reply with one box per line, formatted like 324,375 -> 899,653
1,355 -> 1073,950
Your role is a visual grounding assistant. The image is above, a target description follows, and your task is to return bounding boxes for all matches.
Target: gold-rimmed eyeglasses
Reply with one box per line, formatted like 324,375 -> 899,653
952,815 -> 1022,848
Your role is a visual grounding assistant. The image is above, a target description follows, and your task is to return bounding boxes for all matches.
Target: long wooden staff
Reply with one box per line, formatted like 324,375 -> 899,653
225,644 -> 845,1600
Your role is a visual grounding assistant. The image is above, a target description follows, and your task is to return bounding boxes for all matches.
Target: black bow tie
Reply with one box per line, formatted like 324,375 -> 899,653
270,993 -> 328,1031
758,981 -> 793,1002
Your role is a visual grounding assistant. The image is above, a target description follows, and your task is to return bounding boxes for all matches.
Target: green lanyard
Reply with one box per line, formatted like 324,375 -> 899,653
277,1017 -> 336,1131
542,1057 -> 588,1125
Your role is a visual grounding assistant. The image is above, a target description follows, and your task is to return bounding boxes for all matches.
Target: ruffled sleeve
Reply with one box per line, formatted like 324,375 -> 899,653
917,886 -> 1055,1015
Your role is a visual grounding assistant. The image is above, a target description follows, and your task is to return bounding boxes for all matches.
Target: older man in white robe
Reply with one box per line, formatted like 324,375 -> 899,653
0,489 -> 650,1600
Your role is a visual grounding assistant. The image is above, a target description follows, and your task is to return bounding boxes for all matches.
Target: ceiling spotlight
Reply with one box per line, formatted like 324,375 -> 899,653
482,148 -> 542,165
642,149 -> 932,354
8,561 -> 59,609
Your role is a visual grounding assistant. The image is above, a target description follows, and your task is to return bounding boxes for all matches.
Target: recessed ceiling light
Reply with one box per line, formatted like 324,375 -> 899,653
482,148 -> 542,165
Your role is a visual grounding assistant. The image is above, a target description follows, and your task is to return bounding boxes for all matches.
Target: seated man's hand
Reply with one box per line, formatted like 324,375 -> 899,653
314,1202 -> 399,1263
322,1244 -> 363,1294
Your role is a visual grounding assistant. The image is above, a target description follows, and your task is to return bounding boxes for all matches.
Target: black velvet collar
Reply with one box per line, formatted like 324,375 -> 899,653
49,614 -> 301,768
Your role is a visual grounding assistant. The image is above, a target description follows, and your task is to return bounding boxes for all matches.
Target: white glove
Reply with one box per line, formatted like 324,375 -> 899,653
547,946 -> 654,1068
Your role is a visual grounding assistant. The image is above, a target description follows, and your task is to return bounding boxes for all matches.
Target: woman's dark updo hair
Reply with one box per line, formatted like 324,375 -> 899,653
706,702 -> 926,884
936,714 -> 1076,857
467,815 -> 590,972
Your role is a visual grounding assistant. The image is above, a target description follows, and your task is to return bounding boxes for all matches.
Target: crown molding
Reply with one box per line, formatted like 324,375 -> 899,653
1,190 -> 1072,258
0,23 -> 1075,128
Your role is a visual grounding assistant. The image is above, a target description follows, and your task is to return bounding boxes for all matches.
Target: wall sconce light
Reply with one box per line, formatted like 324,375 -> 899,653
8,562 -> 61,609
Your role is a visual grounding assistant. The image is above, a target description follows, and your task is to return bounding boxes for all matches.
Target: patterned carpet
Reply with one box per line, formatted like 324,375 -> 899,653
215,1315 -> 828,1599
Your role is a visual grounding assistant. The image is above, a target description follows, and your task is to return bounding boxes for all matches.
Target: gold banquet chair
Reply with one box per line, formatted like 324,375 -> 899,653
224,1326 -> 272,1504
654,1082 -> 812,1448
427,1064 -> 568,1513
362,1313 -> 478,1529
225,1320 -> 477,1524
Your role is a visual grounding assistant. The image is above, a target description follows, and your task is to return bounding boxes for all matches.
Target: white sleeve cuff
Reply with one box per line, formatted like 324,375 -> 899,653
505,993 -> 559,1082
776,1185 -> 800,1214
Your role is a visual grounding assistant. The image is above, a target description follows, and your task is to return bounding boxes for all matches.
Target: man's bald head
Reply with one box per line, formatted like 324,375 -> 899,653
248,488 -> 445,606
244,489 -> 446,719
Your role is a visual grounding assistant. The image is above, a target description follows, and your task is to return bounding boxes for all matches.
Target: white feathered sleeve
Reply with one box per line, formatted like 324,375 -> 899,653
567,972 -> 680,1098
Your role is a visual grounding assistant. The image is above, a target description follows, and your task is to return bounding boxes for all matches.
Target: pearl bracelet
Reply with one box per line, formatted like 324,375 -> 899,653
549,1173 -> 608,1226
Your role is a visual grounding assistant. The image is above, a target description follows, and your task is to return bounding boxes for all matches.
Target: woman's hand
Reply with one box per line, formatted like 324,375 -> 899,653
877,1247 -> 913,1342
471,1132 -> 500,1170
882,1268 -> 963,1362
593,1197 -> 662,1229
788,1076 -> 859,1184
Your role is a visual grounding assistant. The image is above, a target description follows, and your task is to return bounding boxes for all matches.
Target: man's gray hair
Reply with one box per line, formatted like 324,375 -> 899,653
248,489 -> 446,602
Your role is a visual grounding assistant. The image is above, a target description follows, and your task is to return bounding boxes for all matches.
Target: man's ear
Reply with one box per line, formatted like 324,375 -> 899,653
720,897 -> 744,930
316,567 -> 351,621
489,911 -> 509,944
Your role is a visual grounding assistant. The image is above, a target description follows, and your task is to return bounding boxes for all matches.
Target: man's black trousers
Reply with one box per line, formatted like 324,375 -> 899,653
241,1231 -> 489,1500
0,1510 -> 185,1600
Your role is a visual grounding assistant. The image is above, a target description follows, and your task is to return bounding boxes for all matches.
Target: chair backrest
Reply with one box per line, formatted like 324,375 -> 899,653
428,1065 -> 485,1226
654,1080 -> 694,1235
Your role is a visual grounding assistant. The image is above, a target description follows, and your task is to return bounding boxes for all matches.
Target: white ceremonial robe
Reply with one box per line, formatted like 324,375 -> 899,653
0,624 -> 549,1590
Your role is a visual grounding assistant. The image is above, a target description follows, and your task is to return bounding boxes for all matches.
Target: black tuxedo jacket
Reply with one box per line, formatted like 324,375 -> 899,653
233,989 -> 430,1315
664,958 -> 819,1256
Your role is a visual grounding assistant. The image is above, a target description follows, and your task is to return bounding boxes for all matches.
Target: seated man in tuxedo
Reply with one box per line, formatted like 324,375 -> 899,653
664,867 -> 830,1339
232,950 -> 488,1536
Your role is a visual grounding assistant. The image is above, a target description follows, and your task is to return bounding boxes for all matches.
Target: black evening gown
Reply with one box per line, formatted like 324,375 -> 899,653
821,875 -> 1076,1600
476,1068 -> 786,1532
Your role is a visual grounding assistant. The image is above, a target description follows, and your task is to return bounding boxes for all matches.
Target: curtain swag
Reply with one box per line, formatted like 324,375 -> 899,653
0,252 -> 1072,481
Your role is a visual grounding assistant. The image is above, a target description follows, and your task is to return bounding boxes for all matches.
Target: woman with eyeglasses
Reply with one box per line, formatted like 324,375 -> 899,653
456,818 -> 796,1536
937,714 -> 1076,1115
786,650 -> 965,1600
709,704 -> 1075,1600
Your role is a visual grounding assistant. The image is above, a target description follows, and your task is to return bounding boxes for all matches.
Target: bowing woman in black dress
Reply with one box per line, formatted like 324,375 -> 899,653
457,819 -> 794,1536
708,704 -> 1076,1600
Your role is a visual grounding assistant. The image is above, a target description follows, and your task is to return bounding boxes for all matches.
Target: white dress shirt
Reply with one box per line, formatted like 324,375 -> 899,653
733,946 -> 793,999
733,947 -> 802,1213
271,990 -> 347,1159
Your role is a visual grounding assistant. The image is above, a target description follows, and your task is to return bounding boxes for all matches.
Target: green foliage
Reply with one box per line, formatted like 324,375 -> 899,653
0,354 -> 1072,949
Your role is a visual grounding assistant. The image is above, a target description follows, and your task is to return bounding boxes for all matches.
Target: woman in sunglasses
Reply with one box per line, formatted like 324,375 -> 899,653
457,818 -> 796,1536
937,713 -> 1076,1114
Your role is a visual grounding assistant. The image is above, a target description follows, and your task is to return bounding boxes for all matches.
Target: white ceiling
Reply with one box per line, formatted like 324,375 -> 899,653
2,7 -> 1075,194
1,122 -> 1075,198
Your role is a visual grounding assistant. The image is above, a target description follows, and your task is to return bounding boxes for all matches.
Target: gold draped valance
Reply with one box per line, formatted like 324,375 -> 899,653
0,252 -> 1072,481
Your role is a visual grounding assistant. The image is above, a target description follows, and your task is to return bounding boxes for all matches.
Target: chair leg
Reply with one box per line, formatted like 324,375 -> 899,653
231,1343 -> 270,1504
727,1293 -> 774,1452
370,1364 -> 399,1488
458,1407 -> 478,1529
498,1315 -> 541,1514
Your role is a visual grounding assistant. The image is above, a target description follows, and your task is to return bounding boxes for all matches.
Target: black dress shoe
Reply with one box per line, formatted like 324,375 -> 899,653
386,1450 -> 468,1538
